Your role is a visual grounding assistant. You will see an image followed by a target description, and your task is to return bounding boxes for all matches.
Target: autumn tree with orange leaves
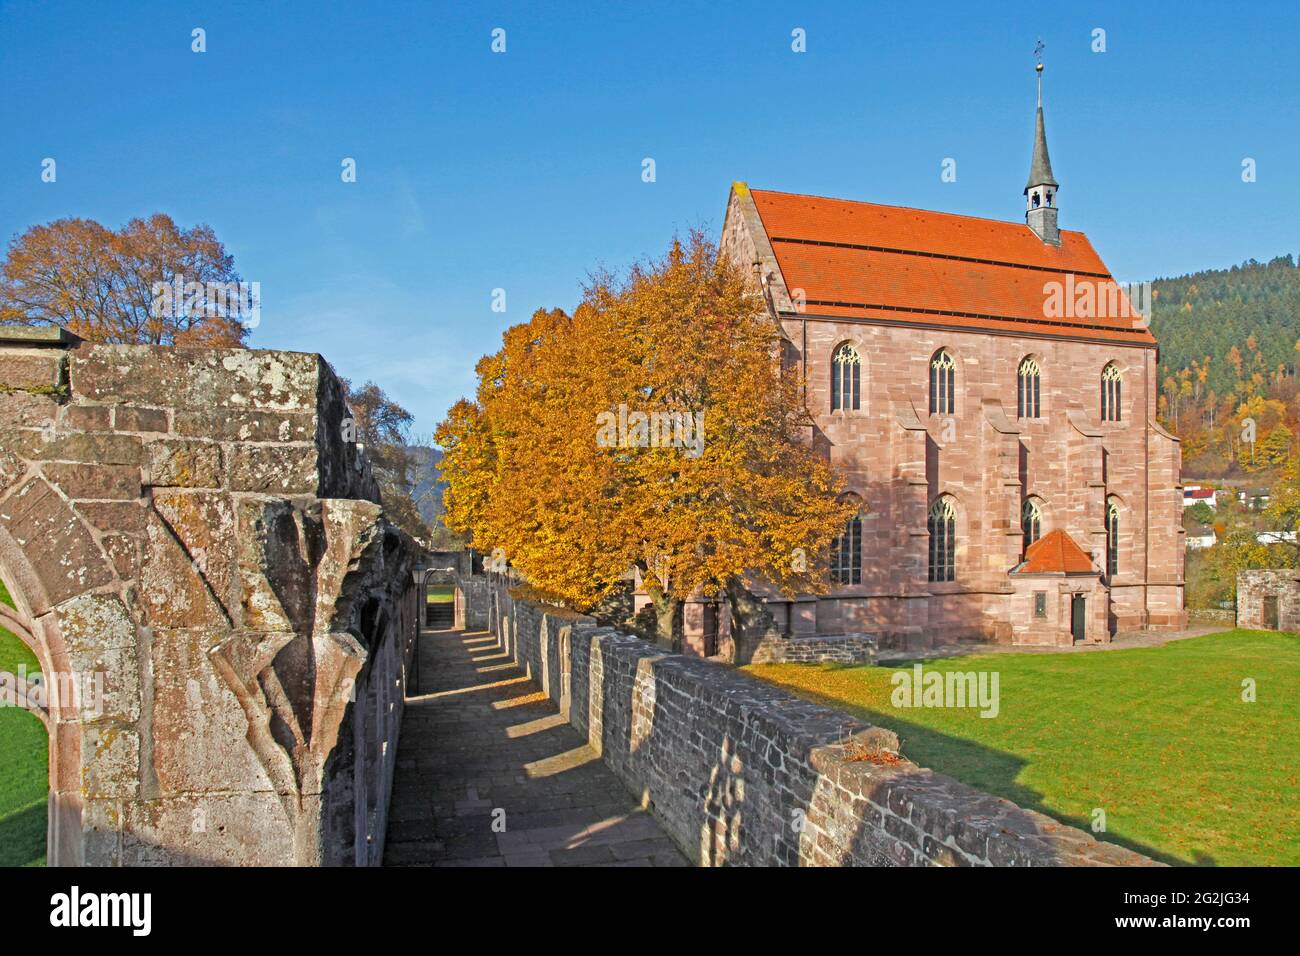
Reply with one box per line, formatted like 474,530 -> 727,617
436,232 -> 854,660
1,214 -> 250,346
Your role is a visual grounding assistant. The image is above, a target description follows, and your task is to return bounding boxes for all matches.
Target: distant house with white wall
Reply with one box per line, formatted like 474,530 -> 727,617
1183,487 -> 1217,509
1256,530 -> 1297,545
1186,524 -> 1217,550
1240,488 -> 1272,510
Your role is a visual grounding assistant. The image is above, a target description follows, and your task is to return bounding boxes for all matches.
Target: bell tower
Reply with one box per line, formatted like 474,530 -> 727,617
1025,57 -> 1060,245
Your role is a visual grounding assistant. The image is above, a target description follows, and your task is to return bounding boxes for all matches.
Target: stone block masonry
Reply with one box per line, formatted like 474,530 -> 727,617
750,632 -> 878,664
490,581 -> 1156,866
0,330 -> 418,865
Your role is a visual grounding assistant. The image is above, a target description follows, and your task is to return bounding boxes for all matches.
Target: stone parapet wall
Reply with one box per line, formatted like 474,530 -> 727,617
750,632 -> 878,664
459,576 -> 490,631
492,584 -> 1155,867
0,335 -> 417,865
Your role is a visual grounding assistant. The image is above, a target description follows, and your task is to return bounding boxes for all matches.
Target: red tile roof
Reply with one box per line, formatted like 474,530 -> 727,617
746,188 -> 1155,345
1017,529 -> 1098,575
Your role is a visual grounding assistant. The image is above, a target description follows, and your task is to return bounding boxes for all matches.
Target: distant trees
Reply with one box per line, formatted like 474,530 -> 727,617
344,380 -> 430,543
0,214 -> 251,346
1186,467 -> 1300,611
436,232 -> 854,656
1214,478 -> 1300,574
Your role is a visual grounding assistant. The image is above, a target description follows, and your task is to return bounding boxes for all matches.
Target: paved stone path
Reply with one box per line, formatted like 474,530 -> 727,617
383,628 -> 689,867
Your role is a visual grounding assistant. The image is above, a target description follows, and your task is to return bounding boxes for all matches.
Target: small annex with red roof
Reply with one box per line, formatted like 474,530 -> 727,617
1007,529 -> 1106,646
1014,529 -> 1099,575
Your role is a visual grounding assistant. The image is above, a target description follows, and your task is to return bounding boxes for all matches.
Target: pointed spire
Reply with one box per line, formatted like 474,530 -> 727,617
1024,55 -> 1061,245
1025,64 -> 1057,193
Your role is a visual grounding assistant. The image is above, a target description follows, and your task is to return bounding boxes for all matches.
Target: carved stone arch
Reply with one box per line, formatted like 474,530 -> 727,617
0,578 -> 49,730
830,340 -> 865,413
421,555 -> 466,630
1021,494 -> 1046,554
0,522 -> 97,866
1101,494 -> 1122,580
928,346 -> 959,416
927,493 -> 960,583
1016,352 -> 1044,419
1100,360 -> 1125,422
838,489 -> 867,513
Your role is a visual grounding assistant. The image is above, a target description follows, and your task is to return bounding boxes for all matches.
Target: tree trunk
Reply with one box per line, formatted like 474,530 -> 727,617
724,576 -> 780,665
645,582 -> 684,650
635,561 -> 683,649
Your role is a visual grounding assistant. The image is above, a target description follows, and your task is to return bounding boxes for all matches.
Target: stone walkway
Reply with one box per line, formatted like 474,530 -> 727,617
383,629 -> 689,867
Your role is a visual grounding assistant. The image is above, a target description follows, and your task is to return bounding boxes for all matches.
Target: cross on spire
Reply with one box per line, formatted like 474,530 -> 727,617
1034,38 -> 1045,106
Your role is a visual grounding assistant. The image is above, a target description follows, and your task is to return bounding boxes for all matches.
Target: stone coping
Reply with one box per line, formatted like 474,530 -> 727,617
0,325 -> 79,346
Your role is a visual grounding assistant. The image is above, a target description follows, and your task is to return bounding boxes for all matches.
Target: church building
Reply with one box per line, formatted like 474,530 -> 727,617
716,65 -> 1186,650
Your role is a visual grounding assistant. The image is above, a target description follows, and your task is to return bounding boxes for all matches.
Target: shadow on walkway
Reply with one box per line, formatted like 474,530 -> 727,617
383,628 -> 689,867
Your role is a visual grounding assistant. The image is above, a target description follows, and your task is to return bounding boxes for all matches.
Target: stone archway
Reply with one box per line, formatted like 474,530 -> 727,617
422,565 -> 460,630
0,533 -> 86,865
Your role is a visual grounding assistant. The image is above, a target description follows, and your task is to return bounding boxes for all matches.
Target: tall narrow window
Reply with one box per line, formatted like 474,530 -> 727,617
927,496 -> 957,583
1017,357 -> 1041,419
1106,499 -> 1120,578
1022,498 -> 1043,554
831,344 -> 861,411
930,349 -> 956,415
830,509 -> 863,585
1101,363 -> 1123,422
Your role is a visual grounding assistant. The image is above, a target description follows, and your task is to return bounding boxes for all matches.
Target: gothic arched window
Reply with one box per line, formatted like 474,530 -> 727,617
1022,498 -> 1043,554
1017,356 -> 1042,419
930,349 -> 956,415
831,500 -> 863,586
831,344 -> 861,411
1101,363 -> 1123,422
1106,499 -> 1120,578
927,496 -> 957,583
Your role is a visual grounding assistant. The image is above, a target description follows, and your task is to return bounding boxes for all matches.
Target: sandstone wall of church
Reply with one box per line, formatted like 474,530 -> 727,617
781,316 -> 1185,643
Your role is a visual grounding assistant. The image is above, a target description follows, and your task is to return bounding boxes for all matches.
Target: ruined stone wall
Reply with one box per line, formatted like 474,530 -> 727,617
492,583 -> 1154,867
0,332 -> 418,865
1236,570 -> 1300,632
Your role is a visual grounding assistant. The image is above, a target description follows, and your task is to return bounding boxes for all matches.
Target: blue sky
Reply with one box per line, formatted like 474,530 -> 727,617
2,0 -> 1297,436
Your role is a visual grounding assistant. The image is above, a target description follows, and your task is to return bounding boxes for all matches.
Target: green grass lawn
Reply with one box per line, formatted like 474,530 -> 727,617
0,578 -> 47,867
745,630 -> 1299,866
425,587 -> 454,604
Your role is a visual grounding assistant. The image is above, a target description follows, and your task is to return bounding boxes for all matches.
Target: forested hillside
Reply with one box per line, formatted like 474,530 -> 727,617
407,445 -> 463,549
1151,254 -> 1299,477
